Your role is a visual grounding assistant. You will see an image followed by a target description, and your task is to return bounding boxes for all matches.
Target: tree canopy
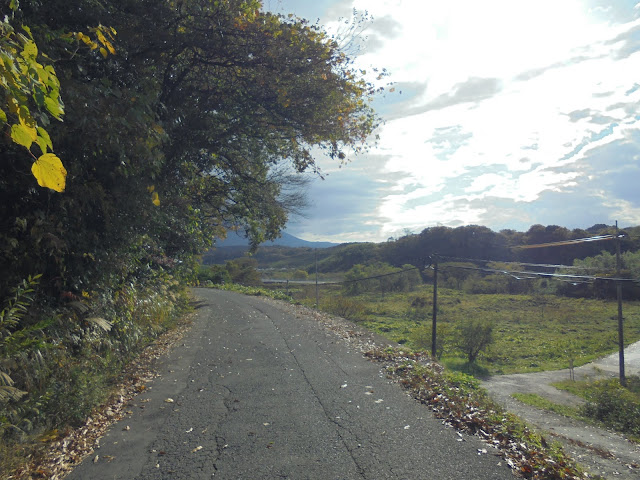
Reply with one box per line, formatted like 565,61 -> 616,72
0,0 -> 383,299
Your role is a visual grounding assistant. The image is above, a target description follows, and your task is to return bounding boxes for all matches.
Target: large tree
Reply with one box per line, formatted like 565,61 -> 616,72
0,0 -> 383,298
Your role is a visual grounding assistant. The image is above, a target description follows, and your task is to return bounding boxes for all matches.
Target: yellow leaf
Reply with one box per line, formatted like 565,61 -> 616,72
151,191 -> 160,206
31,153 -> 67,192
100,47 -> 108,58
7,98 -> 19,115
22,40 -> 38,59
147,185 -> 155,193
0,108 -> 6,123
11,123 -> 37,148
96,30 -> 107,46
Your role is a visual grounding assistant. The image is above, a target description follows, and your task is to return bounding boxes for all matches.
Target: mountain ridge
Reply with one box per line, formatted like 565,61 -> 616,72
215,231 -> 338,249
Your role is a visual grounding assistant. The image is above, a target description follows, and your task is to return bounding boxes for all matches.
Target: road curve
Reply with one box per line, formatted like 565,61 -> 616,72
482,341 -> 640,479
67,288 -> 513,480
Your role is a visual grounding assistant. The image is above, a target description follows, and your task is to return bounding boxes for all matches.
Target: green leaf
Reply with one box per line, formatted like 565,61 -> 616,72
35,136 -> 48,155
44,95 -> 64,119
31,153 -> 67,192
36,126 -> 52,151
0,386 -> 27,403
0,108 -> 6,123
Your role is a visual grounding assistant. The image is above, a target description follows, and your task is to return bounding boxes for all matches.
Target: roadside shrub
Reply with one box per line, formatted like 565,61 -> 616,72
324,297 -> 366,322
197,264 -> 231,285
581,378 -> 640,437
405,295 -> 431,321
224,258 -> 262,286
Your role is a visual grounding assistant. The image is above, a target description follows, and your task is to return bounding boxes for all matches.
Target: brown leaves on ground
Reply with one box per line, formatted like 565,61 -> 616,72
7,317 -> 193,480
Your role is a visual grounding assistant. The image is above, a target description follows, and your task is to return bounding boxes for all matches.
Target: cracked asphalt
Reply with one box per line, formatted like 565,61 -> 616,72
66,288 -> 513,479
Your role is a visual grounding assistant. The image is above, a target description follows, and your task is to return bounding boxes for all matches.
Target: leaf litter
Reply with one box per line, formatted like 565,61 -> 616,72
8,314 -> 192,479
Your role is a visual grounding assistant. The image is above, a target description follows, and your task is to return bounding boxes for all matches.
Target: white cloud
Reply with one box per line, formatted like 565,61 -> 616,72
273,0 -> 640,242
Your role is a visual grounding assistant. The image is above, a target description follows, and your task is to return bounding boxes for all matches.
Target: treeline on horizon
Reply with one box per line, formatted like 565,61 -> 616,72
208,223 -> 638,271
205,222 -> 640,298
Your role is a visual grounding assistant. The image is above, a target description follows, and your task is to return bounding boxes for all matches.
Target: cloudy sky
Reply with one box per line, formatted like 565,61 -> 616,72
264,0 -> 640,243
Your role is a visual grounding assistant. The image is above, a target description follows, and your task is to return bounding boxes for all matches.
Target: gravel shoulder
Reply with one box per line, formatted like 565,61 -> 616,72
482,342 -> 640,479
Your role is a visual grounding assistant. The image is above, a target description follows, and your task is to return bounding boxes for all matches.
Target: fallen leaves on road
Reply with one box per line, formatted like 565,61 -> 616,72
256,296 -> 605,480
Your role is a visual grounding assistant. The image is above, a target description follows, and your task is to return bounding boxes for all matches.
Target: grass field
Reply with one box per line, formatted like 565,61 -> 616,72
282,282 -> 640,375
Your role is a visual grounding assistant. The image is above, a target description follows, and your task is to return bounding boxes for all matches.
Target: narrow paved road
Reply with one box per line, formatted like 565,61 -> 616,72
67,289 -> 513,479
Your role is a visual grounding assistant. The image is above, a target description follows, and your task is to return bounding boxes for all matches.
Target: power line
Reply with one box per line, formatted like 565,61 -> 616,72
436,255 -> 586,270
513,234 -> 620,249
323,265 -> 422,286
434,262 -> 638,283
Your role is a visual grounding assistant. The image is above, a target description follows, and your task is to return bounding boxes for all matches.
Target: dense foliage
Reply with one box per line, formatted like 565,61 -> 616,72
581,377 -> 640,438
343,262 -> 421,295
1,0 -> 381,299
208,223 -> 640,299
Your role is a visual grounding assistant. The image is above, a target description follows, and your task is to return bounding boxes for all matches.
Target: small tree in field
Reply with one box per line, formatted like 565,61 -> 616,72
292,269 -> 309,280
457,319 -> 494,364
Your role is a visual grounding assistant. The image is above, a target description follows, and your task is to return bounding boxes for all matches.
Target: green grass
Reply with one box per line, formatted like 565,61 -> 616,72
552,379 -> 596,399
207,282 -> 294,301
284,283 -> 640,375
511,393 -> 583,419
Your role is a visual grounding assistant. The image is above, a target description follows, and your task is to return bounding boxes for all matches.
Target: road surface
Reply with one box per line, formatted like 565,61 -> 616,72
67,288 -> 513,480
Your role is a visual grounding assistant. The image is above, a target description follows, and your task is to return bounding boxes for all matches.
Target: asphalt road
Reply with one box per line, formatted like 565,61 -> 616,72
67,288 -> 513,480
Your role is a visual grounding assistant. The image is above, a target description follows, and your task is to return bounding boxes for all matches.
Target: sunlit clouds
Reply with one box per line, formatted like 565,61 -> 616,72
268,0 -> 640,243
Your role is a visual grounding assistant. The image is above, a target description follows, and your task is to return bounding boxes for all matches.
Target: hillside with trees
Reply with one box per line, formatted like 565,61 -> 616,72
0,0 -> 384,473
209,223 -> 640,299
218,223 -> 640,274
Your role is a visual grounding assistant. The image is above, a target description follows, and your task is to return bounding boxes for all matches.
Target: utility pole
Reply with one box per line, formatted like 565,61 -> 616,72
431,255 -> 438,359
315,249 -> 319,309
616,221 -> 626,386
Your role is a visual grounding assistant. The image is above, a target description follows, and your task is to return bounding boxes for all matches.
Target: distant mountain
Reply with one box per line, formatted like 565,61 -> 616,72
215,231 -> 338,249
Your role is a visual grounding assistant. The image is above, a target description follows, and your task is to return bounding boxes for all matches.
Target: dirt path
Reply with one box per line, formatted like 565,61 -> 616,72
482,342 -> 640,479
